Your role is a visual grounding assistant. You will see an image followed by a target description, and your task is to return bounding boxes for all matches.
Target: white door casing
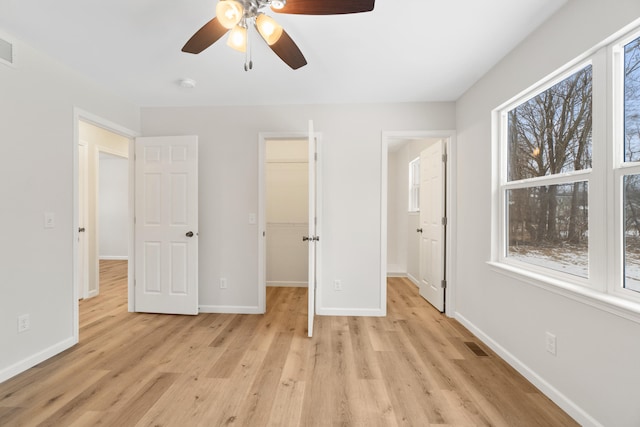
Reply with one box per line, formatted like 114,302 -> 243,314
134,136 -> 199,315
418,141 -> 445,311
78,142 -> 88,300
307,120 -> 317,337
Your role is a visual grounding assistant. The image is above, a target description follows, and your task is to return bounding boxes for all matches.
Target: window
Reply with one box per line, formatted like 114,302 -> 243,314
505,65 -> 592,278
494,26 -> 640,308
408,157 -> 420,212
619,34 -> 640,295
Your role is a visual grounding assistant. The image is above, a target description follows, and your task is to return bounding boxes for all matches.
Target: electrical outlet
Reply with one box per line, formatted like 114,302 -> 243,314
220,278 -> 228,289
18,314 -> 30,333
545,332 -> 557,356
334,279 -> 342,291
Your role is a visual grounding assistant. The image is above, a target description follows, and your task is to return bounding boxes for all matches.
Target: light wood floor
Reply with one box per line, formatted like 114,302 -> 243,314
0,260 -> 577,426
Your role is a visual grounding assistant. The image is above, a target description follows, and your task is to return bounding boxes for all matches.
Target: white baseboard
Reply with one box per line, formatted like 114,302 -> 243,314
99,256 -> 128,260
198,305 -> 263,314
387,263 -> 406,275
386,272 -> 406,278
406,273 -> 419,287
317,307 -> 386,317
454,312 -> 603,427
0,336 -> 77,384
267,281 -> 308,287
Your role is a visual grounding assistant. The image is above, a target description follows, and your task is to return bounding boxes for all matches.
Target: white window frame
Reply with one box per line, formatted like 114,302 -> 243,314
490,24 -> 640,319
612,28 -> 640,304
408,156 -> 420,212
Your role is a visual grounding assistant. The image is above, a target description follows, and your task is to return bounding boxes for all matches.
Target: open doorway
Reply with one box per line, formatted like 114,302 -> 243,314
73,109 -> 137,343
77,120 -> 130,300
258,130 -> 322,327
265,139 -> 309,289
260,137 -> 310,320
382,131 -> 456,315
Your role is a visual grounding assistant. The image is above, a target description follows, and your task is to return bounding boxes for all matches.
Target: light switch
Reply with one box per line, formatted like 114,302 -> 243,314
248,213 -> 257,225
44,212 -> 55,229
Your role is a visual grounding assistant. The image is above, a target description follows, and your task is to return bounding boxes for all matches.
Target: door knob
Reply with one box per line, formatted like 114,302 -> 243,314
302,236 -> 310,242
79,227 -> 85,232
416,228 -> 423,233
186,231 -> 194,237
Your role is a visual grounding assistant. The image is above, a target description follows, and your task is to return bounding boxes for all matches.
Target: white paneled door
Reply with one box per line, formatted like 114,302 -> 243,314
418,141 -> 446,312
307,120 -> 318,337
134,136 -> 199,315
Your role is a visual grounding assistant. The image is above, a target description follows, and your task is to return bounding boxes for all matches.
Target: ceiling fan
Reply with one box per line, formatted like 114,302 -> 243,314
182,0 -> 375,70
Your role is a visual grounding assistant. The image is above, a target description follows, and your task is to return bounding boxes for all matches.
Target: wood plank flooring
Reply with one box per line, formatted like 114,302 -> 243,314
0,260 -> 578,426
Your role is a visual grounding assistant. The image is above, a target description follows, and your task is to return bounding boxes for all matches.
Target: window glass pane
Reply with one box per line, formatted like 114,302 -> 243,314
625,36 -> 640,162
624,175 -> 640,292
507,182 -> 588,277
507,65 -> 592,181
408,158 -> 420,212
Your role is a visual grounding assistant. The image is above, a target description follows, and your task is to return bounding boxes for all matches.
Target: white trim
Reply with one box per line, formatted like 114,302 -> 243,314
0,337 -> 76,384
198,305 -> 263,314
78,140 -> 89,300
406,273 -> 420,287
267,281 -> 308,287
381,130 -> 457,316
488,261 -> 640,324
317,307 -> 386,317
455,312 -> 604,427
99,256 -> 129,260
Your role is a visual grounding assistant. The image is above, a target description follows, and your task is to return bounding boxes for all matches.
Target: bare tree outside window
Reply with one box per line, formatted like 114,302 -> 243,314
623,36 -> 640,292
505,65 -> 592,277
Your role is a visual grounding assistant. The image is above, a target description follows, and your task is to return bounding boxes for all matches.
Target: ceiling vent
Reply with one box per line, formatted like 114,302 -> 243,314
0,36 -> 14,66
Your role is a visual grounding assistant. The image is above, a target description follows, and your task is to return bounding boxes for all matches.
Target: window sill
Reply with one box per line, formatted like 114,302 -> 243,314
487,261 -> 640,324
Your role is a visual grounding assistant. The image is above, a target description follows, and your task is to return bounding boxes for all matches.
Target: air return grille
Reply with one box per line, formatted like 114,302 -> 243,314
0,36 -> 14,66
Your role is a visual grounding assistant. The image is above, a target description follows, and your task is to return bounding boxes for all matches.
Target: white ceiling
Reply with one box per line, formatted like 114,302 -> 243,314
0,0 -> 567,107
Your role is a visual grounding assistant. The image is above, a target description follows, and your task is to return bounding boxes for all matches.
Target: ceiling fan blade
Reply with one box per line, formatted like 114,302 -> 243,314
272,0 -> 375,15
182,17 -> 228,54
268,30 -> 307,70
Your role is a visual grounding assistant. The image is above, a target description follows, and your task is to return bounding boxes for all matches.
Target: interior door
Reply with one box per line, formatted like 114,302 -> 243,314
307,120 -> 317,337
134,135 -> 199,315
77,142 -> 88,300
418,141 -> 445,312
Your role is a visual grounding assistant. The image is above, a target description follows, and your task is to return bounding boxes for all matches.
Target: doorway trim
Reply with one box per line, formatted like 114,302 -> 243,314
73,107 -> 138,343
381,130 -> 457,316
258,131 -> 323,314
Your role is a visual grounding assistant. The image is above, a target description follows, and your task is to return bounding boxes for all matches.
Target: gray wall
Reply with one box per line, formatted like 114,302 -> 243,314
0,31 -> 139,381
455,1 -> 640,425
141,103 -> 456,314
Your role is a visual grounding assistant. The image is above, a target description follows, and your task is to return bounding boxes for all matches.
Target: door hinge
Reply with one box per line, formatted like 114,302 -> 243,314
314,152 -> 318,161
442,153 -> 447,163
441,217 -> 447,226
263,231 -> 266,237
441,280 -> 447,289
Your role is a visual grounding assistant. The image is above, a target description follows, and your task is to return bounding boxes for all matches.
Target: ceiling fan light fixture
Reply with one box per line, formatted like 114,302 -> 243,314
227,25 -> 247,52
216,0 -> 244,29
271,0 -> 286,10
256,14 -> 283,45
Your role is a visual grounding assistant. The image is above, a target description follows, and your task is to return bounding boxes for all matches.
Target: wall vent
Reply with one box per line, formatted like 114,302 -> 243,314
0,36 -> 14,66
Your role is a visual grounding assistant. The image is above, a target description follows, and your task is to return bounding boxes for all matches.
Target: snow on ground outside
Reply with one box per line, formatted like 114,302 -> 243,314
508,245 -> 640,292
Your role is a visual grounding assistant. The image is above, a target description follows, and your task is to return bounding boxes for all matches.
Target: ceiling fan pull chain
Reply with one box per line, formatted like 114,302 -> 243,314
244,26 -> 253,71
